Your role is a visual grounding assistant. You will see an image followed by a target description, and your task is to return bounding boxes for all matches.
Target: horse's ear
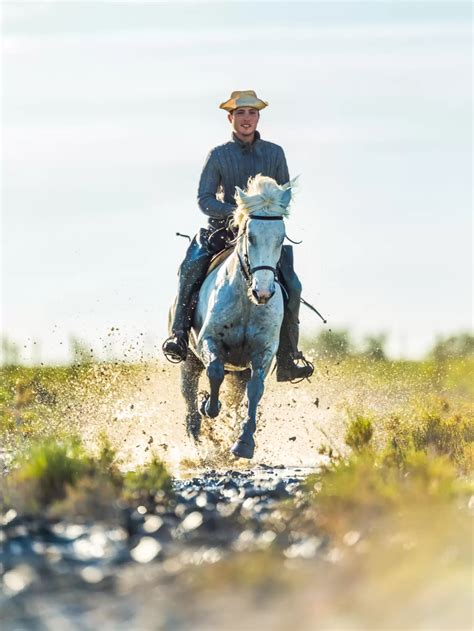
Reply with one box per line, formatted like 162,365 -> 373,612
280,188 -> 292,209
289,175 -> 299,188
235,186 -> 250,206
280,175 -> 299,208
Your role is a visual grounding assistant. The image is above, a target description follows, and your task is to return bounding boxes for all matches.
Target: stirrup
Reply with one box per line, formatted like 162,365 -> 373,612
276,353 -> 314,384
162,335 -> 188,364
289,354 -> 314,384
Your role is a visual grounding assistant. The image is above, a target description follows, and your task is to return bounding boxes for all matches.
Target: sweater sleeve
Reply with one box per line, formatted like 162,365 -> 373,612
275,146 -> 290,186
197,149 -> 235,219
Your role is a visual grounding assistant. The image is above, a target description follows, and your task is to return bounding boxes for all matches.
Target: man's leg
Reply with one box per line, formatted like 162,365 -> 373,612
162,229 -> 213,362
276,245 -> 314,382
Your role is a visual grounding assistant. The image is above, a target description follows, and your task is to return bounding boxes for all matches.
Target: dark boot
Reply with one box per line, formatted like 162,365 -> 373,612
276,319 -> 314,382
276,246 -> 314,382
162,230 -> 213,363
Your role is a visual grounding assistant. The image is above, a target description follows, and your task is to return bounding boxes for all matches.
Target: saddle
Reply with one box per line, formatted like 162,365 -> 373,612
205,245 -> 235,277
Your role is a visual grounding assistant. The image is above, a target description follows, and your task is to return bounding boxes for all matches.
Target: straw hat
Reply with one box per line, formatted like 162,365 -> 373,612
219,90 -> 268,112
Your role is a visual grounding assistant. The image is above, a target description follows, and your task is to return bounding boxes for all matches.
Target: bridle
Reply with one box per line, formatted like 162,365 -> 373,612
235,214 -> 285,291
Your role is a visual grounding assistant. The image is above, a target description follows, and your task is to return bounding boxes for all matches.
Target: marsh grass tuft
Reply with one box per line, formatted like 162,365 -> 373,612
303,399 -> 473,540
305,450 -> 465,535
412,411 -> 473,467
3,438 -> 90,512
344,416 -> 374,452
1,436 -> 172,519
124,455 -> 172,502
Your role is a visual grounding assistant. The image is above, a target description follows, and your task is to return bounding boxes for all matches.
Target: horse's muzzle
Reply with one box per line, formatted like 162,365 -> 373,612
251,288 -> 275,305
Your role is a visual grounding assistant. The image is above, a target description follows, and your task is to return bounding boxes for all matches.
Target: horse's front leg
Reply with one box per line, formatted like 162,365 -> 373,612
200,338 -> 225,419
181,351 -> 204,440
231,357 -> 271,459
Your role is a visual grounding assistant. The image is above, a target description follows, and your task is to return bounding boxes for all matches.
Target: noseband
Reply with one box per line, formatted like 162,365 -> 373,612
236,215 -> 284,288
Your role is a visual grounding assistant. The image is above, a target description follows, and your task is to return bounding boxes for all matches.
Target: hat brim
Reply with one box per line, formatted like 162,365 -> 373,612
219,98 -> 268,112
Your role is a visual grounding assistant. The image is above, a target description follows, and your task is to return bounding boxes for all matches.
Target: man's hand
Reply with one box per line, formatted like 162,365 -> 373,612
225,212 -> 238,236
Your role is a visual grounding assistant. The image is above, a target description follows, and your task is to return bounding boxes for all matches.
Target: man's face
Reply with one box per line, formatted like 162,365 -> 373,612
228,107 -> 260,140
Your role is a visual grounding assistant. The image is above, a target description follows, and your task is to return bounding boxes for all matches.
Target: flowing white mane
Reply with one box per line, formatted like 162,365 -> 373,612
231,174 -> 296,232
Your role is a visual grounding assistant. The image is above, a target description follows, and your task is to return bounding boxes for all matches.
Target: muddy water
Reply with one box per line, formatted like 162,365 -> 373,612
1,466 -> 322,629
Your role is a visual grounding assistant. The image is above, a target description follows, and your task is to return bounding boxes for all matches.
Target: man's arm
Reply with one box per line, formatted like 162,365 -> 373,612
197,149 -> 235,219
275,146 -> 290,185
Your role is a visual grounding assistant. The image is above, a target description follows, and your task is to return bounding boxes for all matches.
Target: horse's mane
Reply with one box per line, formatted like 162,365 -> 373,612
230,174 -> 293,233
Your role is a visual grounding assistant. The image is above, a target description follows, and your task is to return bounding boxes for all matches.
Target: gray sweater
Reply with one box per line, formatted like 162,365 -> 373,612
197,131 -> 290,230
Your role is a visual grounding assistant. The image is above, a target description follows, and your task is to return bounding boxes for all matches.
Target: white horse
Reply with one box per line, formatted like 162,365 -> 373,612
181,174 -> 295,459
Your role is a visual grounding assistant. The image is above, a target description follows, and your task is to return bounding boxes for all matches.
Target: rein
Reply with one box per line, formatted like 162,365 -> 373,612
233,215 -> 328,323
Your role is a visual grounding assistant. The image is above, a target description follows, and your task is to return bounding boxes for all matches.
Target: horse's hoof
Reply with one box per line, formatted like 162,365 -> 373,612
186,413 -> 201,440
200,394 -> 221,418
205,398 -> 221,418
231,437 -> 255,460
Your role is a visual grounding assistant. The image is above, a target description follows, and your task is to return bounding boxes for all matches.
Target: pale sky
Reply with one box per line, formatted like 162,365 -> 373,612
2,1 -> 472,363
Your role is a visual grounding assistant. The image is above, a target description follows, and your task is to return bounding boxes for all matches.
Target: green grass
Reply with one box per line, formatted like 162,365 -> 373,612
124,456 -> 172,501
1,434 -> 172,519
0,362 -> 149,451
303,406 -> 473,541
7,437 -> 90,509
344,415 -> 373,452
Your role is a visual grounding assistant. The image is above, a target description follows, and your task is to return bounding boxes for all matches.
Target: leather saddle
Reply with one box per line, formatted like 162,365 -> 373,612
206,245 -> 235,277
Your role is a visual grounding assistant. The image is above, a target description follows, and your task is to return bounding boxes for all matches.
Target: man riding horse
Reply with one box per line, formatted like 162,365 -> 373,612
162,90 -> 313,382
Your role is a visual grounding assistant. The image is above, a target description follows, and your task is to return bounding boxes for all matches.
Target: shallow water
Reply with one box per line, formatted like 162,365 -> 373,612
1,466 -> 321,629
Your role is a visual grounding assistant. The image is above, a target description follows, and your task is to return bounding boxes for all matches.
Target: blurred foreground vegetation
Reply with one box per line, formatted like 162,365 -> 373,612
0,434 -> 171,520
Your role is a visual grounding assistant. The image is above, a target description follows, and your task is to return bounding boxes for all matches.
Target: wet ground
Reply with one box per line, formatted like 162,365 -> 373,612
1,466 -> 323,630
